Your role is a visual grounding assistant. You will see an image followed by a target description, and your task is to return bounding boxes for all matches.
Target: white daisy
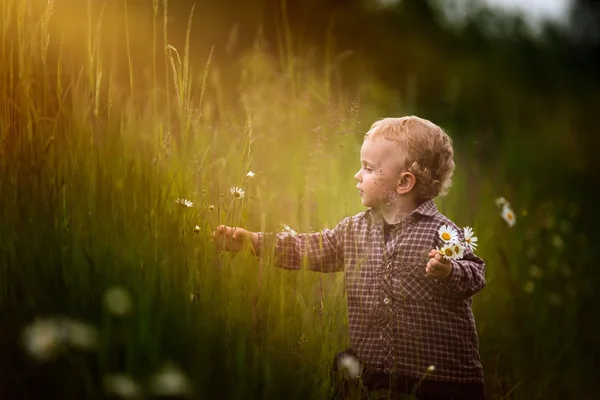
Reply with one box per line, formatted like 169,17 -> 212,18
193,225 -> 200,233
246,171 -> 255,178
148,364 -> 192,397
463,226 -> 478,251
21,318 -> 64,361
427,365 -> 436,373
338,353 -> 361,379
494,197 -> 509,208
437,224 -> 458,243
103,287 -> 132,317
103,374 -> 142,399
230,186 -> 245,199
175,198 -> 193,208
208,205 -> 215,212
282,224 -> 298,235
451,242 -> 466,260
437,243 -> 460,261
501,205 -> 516,227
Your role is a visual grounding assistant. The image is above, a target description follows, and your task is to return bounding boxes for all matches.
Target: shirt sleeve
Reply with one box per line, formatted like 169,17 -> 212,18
436,222 -> 487,299
255,217 -> 350,273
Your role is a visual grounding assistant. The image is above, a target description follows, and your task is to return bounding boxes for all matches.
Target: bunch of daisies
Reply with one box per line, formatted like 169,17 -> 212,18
436,225 -> 478,261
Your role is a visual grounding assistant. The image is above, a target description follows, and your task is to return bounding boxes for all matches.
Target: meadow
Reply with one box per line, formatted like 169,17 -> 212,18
0,1 -> 594,399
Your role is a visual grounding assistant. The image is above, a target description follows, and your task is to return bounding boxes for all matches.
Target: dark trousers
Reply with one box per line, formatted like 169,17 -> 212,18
330,349 -> 486,400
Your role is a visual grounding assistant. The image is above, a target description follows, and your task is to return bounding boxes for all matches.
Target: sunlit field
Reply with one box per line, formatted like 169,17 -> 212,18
0,1 -> 594,399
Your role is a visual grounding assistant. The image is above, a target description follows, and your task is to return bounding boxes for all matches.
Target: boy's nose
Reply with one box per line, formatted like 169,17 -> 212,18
353,170 -> 361,181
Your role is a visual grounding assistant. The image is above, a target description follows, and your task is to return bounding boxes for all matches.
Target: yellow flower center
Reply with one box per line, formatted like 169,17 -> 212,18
234,192 -> 241,198
507,212 -> 514,220
454,245 -> 460,252
466,238 -> 471,243
444,248 -> 453,257
441,232 -> 451,241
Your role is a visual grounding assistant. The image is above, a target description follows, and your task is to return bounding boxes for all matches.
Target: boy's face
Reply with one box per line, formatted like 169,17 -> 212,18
354,137 -> 405,209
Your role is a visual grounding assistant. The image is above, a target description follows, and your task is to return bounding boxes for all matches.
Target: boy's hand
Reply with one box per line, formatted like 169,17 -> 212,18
426,249 -> 452,280
211,225 -> 258,253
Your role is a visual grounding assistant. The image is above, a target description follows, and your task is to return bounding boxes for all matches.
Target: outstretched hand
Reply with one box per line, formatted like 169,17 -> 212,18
211,225 -> 258,253
426,249 -> 452,280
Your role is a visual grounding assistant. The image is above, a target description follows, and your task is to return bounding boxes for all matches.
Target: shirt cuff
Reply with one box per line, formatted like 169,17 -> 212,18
440,260 -> 463,290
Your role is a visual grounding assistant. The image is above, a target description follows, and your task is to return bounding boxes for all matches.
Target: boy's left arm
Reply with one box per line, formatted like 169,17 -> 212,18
430,223 -> 486,299
440,251 -> 486,299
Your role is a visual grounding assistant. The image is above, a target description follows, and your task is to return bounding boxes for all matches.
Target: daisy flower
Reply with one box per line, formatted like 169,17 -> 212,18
175,198 -> 193,208
246,171 -> 255,178
437,243 -> 460,261
282,224 -> 298,235
451,242 -> 466,260
21,318 -> 64,361
230,187 -> 245,199
193,225 -> 200,233
148,364 -> 192,397
501,205 -> 516,227
494,197 -> 508,208
463,226 -> 478,251
338,353 -> 361,379
438,224 -> 458,243
103,374 -> 142,399
208,205 -> 215,212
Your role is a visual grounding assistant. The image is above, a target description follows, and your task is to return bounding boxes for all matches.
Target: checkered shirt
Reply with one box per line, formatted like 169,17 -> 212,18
257,199 -> 486,383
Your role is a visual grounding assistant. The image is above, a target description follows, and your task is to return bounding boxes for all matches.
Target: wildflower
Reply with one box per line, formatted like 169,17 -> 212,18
451,242 -> 466,260
437,225 -> 458,243
230,186 -> 245,199
208,205 -> 215,212
426,365 -> 436,373
194,225 -> 200,233
103,287 -> 133,317
103,374 -> 142,399
494,197 -> 508,208
338,353 -> 361,379
523,281 -> 535,293
148,364 -> 192,397
246,171 -> 255,178
282,224 -> 298,235
463,226 -> 478,251
21,318 -> 64,361
437,243 -> 460,261
176,198 -> 193,208
501,205 -> 516,227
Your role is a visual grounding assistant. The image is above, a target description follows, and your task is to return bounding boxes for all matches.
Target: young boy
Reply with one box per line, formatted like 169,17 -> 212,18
212,116 -> 487,400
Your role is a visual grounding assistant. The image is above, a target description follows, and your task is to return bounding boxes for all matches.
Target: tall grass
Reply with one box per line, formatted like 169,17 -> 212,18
0,1 -> 593,399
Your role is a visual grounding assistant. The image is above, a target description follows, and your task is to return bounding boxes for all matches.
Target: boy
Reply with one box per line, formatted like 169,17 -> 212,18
212,116 -> 487,400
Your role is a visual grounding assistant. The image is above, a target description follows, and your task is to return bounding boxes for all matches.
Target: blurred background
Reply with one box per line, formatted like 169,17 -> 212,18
0,0 -> 598,399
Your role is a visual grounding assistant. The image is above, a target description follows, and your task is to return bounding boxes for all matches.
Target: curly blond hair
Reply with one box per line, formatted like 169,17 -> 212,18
365,116 -> 455,200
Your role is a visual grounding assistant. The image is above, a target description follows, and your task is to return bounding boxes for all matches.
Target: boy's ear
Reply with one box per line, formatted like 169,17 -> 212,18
397,172 -> 416,194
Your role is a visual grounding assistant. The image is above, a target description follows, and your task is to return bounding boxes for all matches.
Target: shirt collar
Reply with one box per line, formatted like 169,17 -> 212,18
365,199 -> 438,224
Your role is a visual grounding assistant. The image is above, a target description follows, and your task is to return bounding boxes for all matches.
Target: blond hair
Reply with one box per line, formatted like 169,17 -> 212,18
365,116 -> 455,200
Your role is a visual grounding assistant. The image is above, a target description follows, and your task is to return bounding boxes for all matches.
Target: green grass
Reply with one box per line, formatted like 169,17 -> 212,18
0,1 -> 593,399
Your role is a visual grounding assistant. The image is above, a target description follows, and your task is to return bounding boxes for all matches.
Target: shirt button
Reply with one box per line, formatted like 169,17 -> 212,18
383,297 -> 390,305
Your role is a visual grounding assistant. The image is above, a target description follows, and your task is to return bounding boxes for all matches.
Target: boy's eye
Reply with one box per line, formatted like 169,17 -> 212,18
363,167 -> 373,172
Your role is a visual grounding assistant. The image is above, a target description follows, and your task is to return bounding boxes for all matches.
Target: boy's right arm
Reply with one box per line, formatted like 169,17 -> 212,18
212,218 -> 350,273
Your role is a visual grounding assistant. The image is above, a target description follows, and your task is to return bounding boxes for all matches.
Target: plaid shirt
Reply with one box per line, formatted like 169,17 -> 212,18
257,200 -> 486,383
